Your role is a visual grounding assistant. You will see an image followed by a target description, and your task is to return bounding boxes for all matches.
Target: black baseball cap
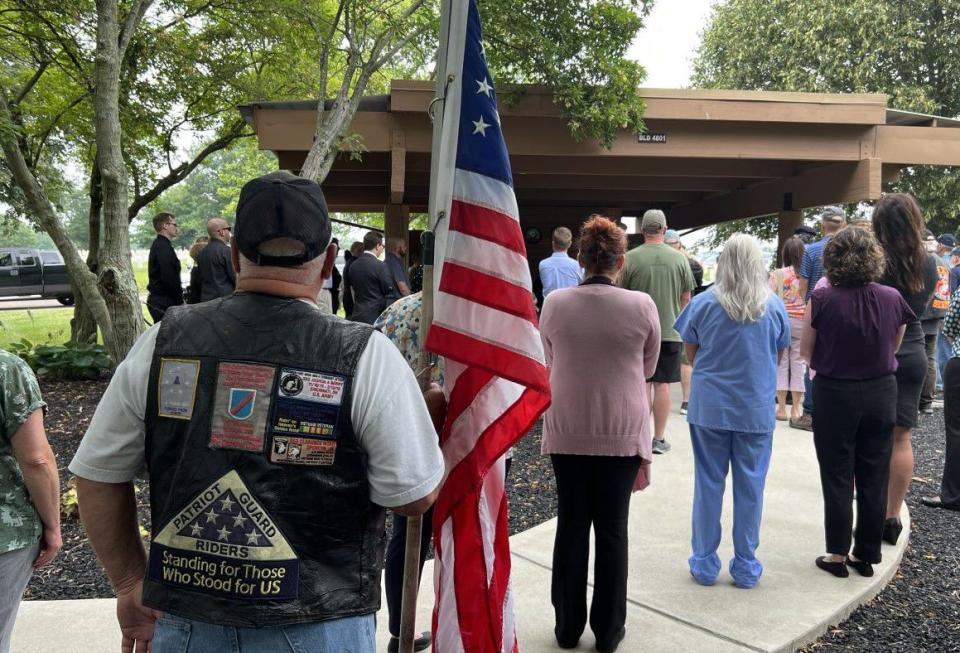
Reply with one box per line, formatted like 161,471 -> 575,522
938,233 -> 957,248
794,225 -> 818,236
234,171 -> 331,267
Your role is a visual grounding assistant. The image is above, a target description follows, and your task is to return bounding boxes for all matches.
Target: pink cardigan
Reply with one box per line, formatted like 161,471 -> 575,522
539,282 -> 661,488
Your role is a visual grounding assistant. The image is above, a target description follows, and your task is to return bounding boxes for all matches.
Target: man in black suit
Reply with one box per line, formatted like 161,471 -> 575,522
197,217 -> 236,301
146,212 -> 184,321
347,231 -> 399,324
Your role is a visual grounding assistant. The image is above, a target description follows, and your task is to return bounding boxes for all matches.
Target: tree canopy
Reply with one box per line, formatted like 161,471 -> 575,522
694,0 -> 960,241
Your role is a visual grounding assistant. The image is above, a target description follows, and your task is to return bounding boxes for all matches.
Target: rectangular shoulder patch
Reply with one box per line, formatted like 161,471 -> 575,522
158,358 -> 201,420
210,362 -> 277,453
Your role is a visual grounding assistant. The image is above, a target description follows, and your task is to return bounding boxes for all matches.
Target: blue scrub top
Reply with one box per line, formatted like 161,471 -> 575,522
674,288 -> 790,433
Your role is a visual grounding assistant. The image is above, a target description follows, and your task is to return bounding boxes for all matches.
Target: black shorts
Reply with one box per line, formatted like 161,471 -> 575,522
650,341 -> 683,384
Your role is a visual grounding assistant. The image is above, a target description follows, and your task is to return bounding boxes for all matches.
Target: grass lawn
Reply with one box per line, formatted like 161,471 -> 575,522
0,304 -> 154,349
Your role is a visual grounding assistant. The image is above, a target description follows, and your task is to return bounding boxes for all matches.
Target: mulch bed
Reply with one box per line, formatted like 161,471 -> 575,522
27,379 -> 960,653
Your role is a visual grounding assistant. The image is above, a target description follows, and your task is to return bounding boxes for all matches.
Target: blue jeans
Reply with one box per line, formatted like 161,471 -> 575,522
153,612 -> 375,652
803,368 -> 813,415
688,425 -> 773,589
937,327 -> 951,391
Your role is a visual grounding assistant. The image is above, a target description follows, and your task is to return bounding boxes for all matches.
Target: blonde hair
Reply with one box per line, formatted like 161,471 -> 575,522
714,234 -> 770,323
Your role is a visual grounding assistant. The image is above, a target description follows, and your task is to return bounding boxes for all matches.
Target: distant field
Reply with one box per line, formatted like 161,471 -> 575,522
0,303 -> 154,349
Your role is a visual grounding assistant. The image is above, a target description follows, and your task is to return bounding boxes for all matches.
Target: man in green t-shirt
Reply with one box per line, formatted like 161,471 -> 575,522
0,350 -> 61,653
619,210 -> 696,454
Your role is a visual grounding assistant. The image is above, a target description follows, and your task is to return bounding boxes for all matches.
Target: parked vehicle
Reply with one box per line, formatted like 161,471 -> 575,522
0,249 -> 74,305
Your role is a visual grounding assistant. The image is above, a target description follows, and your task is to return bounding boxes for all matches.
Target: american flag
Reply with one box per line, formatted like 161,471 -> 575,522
425,1 -> 551,651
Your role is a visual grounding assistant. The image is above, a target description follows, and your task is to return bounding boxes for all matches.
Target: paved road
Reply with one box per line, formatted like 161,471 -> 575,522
0,297 -> 64,310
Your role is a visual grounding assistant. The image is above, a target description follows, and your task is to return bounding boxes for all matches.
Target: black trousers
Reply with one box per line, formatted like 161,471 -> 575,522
921,332 -> 939,408
812,374 -> 896,563
384,458 -> 511,637
550,454 -> 640,648
940,358 -> 960,506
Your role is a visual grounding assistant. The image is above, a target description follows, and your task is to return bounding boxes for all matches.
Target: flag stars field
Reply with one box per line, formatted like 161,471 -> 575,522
472,116 -> 491,136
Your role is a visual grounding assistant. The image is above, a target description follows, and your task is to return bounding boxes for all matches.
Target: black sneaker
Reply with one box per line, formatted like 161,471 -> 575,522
652,439 -> 671,454
679,401 -> 688,415
387,632 -> 432,653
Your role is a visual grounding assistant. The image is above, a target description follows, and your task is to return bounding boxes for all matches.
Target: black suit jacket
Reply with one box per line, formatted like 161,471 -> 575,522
346,253 -> 400,324
147,236 -> 184,308
197,239 -> 236,301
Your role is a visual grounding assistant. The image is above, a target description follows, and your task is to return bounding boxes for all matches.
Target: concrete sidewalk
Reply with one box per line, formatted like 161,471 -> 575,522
13,390 -> 908,652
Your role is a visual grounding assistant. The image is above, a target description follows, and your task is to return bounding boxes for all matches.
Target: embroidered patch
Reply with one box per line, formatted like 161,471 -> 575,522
270,436 -> 337,466
210,363 -> 276,452
270,368 -> 345,439
148,470 -> 299,600
158,358 -> 200,420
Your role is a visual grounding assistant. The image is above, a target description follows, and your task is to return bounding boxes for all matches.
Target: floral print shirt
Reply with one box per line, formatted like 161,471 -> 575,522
0,350 -> 46,553
944,288 -> 960,359
374,292 -> 445,386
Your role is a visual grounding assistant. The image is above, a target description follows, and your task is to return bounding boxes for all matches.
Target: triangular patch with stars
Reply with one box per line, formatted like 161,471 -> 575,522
148,470 -> 298,600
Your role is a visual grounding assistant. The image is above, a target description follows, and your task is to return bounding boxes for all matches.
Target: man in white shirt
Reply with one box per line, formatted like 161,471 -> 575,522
539,226 -> 583,300
70,172 -> 444,653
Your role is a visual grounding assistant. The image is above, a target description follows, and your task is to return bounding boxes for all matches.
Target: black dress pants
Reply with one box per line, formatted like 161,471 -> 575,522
920,332 -> 939,408
812,374 -> 896,563
550,454 -> 641,649
940,358 -> 960,506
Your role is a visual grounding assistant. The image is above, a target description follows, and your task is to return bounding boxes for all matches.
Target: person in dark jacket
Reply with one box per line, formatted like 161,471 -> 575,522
146,213 -> 184,322
197,218 -> 236,301
185,237 -> 208,304
342,241 -> 364,318
347,231 -> 399,324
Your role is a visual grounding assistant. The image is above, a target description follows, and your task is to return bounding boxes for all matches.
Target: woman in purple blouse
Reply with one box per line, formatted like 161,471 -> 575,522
801,228 -> 913,578
539,215 -> 660,653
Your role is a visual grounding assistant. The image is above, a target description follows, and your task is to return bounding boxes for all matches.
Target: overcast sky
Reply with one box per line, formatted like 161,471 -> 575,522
627,0 -> 719,88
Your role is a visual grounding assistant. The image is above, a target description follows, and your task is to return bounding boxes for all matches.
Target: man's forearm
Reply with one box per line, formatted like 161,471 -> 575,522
77,478 -> 147,592
18,448 -> 60,534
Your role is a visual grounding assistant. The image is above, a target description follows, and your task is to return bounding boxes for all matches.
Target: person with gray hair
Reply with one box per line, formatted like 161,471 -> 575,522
69,172 -> 444,652
620,209 -> 696,454
197,217 -> 236,301
674,234 -> 790,588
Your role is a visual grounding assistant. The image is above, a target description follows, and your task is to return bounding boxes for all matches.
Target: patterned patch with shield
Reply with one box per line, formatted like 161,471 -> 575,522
210,363 -> 276,452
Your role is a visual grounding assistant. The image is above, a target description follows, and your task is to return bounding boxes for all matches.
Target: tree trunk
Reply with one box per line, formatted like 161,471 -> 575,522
93,0 -> 144,361
72,163 -> 102,344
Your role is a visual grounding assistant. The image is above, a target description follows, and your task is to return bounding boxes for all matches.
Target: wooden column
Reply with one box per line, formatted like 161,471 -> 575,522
777,210 -> 804,266
384,203 -> 411,267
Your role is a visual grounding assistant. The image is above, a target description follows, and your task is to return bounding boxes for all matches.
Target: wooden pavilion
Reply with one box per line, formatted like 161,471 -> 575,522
239,79 -> 960,271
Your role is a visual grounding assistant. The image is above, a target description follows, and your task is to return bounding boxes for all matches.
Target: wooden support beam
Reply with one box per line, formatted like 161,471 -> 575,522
391,130 -> 406,204
877,125 -> 960,165
667,159 -> 882,229
384,204 -> 411,268
777,210 -> 804,266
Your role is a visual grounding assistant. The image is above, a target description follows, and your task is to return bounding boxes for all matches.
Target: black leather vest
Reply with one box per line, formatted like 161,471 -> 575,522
142,293 -> 385,627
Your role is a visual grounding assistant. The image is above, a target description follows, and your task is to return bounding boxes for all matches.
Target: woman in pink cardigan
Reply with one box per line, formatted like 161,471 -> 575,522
539,215 -> 661,653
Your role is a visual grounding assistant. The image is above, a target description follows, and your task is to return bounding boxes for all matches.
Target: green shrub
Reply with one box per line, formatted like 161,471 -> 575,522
9,338 -> 110,380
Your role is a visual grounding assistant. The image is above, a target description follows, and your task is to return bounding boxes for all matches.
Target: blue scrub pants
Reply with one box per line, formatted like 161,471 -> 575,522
937,326 -> 951,392
803,369 -> 814,415
689,425 -> 773,588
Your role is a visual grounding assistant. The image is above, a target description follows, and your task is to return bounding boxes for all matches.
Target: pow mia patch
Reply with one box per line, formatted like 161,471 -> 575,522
270,436 -> 336,466
148,470 -> 299,600
270,368 -> 345,439
158,358 -> 200,420
210,363 -> 276,452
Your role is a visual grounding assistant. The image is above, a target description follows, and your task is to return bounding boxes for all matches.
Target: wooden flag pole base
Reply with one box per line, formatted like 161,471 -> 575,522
400,230 -> 436,653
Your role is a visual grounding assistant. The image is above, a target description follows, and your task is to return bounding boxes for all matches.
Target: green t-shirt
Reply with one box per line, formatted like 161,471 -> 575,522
0,349 -> 45,553
619,243 -> 696,342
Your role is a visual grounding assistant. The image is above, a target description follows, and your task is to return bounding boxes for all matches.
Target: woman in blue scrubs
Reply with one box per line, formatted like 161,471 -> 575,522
674,234 -> 790,588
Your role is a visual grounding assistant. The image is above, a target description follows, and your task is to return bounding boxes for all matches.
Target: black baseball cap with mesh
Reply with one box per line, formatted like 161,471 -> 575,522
234,171 -> 331,267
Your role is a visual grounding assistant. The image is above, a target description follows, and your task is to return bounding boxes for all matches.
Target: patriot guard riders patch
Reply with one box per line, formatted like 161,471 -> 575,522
209,363 -> 276,452
158,358 -> 200,420
149,470 -> 299,600
268,368 -> 345,466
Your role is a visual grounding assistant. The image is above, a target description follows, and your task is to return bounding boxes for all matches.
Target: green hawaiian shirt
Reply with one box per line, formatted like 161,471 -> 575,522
0,349 -> 46,553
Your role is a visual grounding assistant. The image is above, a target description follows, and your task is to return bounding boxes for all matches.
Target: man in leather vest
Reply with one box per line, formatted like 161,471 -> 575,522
70,172 -> 444,652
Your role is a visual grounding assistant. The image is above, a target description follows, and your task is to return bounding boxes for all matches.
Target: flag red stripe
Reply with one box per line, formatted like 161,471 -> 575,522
452,488 -> 501,652
489,488 -> 511,648
450,200 -> 526,255
434,384 -> 550,527
438,262 -> 539,325
441,367 -> 496,447
426,325 -> 550,395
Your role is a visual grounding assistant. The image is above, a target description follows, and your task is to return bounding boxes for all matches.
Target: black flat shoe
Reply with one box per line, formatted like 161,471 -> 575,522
387,632 -> 432,653
882,518 -> 902,545
845,557 -> 874,577
815,556 -> 849,578
921,496 -> 960,511
596,627 -> 626,653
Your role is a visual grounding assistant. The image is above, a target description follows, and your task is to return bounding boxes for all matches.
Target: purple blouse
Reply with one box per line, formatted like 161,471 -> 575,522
810,283 -> 915,379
